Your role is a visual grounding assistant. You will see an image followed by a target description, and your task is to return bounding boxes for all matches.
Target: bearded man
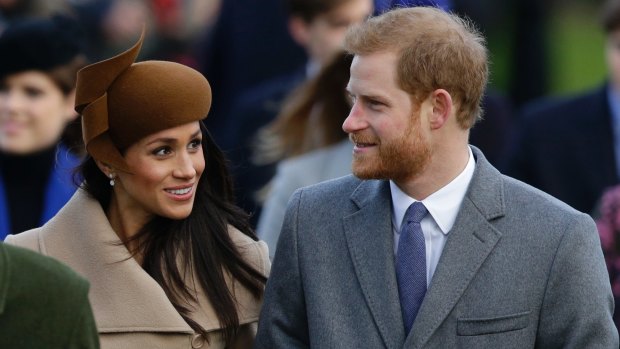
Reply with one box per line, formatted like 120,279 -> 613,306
254,7 -> 617,349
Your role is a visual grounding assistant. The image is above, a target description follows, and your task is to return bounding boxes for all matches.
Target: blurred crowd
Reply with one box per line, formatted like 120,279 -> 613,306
3,0 -> 620,339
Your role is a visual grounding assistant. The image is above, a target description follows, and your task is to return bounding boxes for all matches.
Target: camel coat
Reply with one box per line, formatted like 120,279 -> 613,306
5,189 -> 270,349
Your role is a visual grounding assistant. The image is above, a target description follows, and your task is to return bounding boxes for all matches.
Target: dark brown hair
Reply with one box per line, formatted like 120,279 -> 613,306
52,55 -> 89,155
47,55 -> 88,94
283,0 -> 354,22
76,122 -> 266,345
254,51 -> 353,164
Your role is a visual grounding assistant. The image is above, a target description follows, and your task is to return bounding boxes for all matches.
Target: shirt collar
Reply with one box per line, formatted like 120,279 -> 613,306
390,147 -> 476,234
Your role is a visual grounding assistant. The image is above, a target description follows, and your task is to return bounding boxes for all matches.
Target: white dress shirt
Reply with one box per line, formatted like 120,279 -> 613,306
391,147 -> 475,287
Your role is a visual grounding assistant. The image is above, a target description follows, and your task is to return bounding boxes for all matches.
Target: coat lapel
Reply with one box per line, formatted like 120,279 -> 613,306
36,190 -> 194,334
343,180 -> 406,349
34,189 -> 264,335
406,147 -> 505,348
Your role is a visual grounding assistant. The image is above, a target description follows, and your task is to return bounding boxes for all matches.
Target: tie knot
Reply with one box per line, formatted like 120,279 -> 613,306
405,202 -> 427,224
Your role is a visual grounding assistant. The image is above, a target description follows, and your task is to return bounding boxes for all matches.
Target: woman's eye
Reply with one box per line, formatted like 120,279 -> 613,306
24,87 -> 43,98
188,139 -> 202,150
153,147 -> 172,156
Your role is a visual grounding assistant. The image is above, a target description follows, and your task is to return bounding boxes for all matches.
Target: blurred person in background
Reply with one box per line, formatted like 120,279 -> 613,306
503,0 -> 620,215
254,51 -> 353,257
226,0 -> 373,227
70,0 -> 152,61
0,15 -> 88,239
196,0 -> 306,143
593,185 -> 620,329
149,0 -> 221,67
6,30 -> 269,348
451,0 -> 549,107
0,0 -> 70,33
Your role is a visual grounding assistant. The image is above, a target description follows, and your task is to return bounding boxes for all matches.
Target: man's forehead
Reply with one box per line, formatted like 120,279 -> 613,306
349,53 -> 397,84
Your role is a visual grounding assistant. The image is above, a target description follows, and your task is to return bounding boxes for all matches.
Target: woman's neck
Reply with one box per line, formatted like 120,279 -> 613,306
106,194 -> 152,264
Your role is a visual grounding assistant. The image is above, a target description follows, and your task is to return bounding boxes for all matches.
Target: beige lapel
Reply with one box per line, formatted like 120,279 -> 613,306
35,189 -> 267,334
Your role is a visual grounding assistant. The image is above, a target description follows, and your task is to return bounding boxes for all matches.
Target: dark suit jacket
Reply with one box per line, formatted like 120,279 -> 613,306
469,91 -> 514,168
197,0 -> 306,144
255,147 -> 617,348
226,70 -> 305,226
0,243 -> 99,348
503,83 -> 618,214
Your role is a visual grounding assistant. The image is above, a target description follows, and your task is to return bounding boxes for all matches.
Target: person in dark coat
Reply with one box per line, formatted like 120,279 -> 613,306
502,0 -> 620,214
0,242 -> 99,348
225,0 -> 373,225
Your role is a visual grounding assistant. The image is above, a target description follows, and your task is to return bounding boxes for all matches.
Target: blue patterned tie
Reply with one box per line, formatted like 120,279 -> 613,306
396,201 -> 428,335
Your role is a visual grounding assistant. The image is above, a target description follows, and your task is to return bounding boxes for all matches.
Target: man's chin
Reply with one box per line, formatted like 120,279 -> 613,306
352,164 -> 386,180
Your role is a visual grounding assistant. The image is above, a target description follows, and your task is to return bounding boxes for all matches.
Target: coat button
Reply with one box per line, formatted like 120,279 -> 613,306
191,334 -> 205,348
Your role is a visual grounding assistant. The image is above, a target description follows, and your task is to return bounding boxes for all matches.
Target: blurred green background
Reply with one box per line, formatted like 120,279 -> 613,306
485,0 -> 607,99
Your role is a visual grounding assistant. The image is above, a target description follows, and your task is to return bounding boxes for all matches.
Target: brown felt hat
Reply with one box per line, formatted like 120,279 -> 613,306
75,29 -> 211,173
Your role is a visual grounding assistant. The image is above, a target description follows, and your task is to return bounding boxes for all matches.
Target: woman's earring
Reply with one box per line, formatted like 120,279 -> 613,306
108,173 -> 116,187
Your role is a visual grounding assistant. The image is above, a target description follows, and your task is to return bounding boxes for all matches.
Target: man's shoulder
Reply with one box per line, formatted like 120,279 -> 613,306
501,174 -> 586,218
296,174 -> 363,198
2,243 -> 89,303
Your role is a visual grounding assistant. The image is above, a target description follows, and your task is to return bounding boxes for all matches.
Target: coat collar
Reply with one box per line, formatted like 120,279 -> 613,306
345,146 -> 505,349
33,189 -> 262,334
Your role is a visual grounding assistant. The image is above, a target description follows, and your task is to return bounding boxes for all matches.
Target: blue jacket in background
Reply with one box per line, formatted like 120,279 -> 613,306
0,145 -> 80,239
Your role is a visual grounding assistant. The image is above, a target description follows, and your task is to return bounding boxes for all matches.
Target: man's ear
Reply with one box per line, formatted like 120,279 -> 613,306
428,89 -> 453,130
288,16 -> 310,48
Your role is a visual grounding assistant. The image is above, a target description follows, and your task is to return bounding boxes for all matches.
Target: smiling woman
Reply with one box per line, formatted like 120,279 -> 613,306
5,29 -> 269,349
0,16 -> 88,238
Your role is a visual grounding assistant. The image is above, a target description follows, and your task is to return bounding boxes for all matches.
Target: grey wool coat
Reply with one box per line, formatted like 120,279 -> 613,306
254,146 -> 618,349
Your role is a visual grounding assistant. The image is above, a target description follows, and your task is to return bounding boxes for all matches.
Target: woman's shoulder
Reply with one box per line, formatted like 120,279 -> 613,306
4,228 -> 43,253
227,226 -> 270,277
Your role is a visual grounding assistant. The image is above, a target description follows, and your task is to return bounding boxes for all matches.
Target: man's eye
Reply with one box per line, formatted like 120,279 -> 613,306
368,100 -> 384,109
